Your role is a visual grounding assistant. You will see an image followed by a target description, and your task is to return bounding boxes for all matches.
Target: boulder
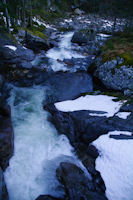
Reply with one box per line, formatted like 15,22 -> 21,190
0,167 -> 9,200
45,72 -> 93,104
25,33 -> 53,52
45,105 -> 113,144
71,32 -> 88,45
46,104 -> 133,146
94,57 -> 133,93
16,46 -> 35,61
74,8 -> 84,15
0,45 -> 35,72
45,103 -> 133,195
0,75 -> 4,91
56,162 -> 107,200
0,102 -> 14,170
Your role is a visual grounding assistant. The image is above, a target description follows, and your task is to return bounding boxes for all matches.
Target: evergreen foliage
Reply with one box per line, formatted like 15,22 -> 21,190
0,0 -> 133,33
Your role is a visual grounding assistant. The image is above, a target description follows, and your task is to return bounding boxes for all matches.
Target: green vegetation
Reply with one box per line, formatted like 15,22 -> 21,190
102,32 -> 133,66
12,22 -> 47,41
58,26 -> 74,32
26,27 -> 47,40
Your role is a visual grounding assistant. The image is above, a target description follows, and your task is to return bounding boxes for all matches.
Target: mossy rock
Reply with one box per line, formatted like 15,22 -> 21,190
27,28 -> 48,41
17,26 -> 47,41
58,26 -> 74,32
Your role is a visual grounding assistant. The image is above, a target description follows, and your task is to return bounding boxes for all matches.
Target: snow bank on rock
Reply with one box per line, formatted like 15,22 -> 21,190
115,112 -> 131,119
55,95 -> 124,117
4,45 -> 17,51
97,33 -> 111,38
93,130 -> 133,200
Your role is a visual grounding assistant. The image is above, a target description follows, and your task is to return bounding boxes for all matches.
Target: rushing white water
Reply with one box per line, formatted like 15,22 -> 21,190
46,32 -> 84,71
93,131 -> 133,200
4,86 -> 86,200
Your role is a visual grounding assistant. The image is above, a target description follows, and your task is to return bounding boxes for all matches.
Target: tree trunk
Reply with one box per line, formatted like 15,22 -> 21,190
29,0 -> 32,27
3,0 -> 10,33
112,17 -> 117,35
22,0 -> 26,28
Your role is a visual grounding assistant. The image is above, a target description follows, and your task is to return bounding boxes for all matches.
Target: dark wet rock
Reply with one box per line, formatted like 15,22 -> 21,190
94,57 -> 133,93
0,167 -> 9,200
109,114 -> 133,132
45,72 -> 93,104
109,134 -> 133,140
36,195 -> 63,200
45,106 -> 109,195
0,75 -> 4,91
45,105 -> 112,144
16,46 -> 35,61
120,102 -> 133,112
46,104 -> 133,145
45,103 -> 133,195
19,61 -> 33,69
0,45 -> 35,72
0,102 -> 14,170
56,162 -> 107,200
71,32 -> 88,45
87,145 -> 99,159
25,33 -> 53,52
0,46 -> 17,63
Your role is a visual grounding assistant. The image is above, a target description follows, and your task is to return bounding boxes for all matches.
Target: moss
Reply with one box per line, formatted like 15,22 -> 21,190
120,53 -> 133,66
58,26 -> 74,32
37,9 -> 66,23
101,91 -> 126,101
17,26 -> 47,41
27,28 -> 48,41
102,32 -> 133,66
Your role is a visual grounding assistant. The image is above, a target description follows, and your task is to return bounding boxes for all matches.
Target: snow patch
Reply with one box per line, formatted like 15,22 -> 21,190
64,19 -> 73,23
97,33 -> 111,38
93,130 -> 133,200
4,45 -> 17,51
116,112 -> 131,119
33,17 -> 56,30
33,17 -> 46,27
55,95 -> 124,117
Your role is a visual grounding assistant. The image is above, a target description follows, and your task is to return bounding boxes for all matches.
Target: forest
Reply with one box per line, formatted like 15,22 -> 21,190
0,0 -> 133,33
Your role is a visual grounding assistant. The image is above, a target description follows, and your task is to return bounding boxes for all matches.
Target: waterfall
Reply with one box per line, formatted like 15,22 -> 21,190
4,86 -> 84,200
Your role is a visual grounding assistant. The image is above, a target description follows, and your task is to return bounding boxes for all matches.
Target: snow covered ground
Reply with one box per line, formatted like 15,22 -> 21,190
93,130 -> 133,200
55,95 -> 124,117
